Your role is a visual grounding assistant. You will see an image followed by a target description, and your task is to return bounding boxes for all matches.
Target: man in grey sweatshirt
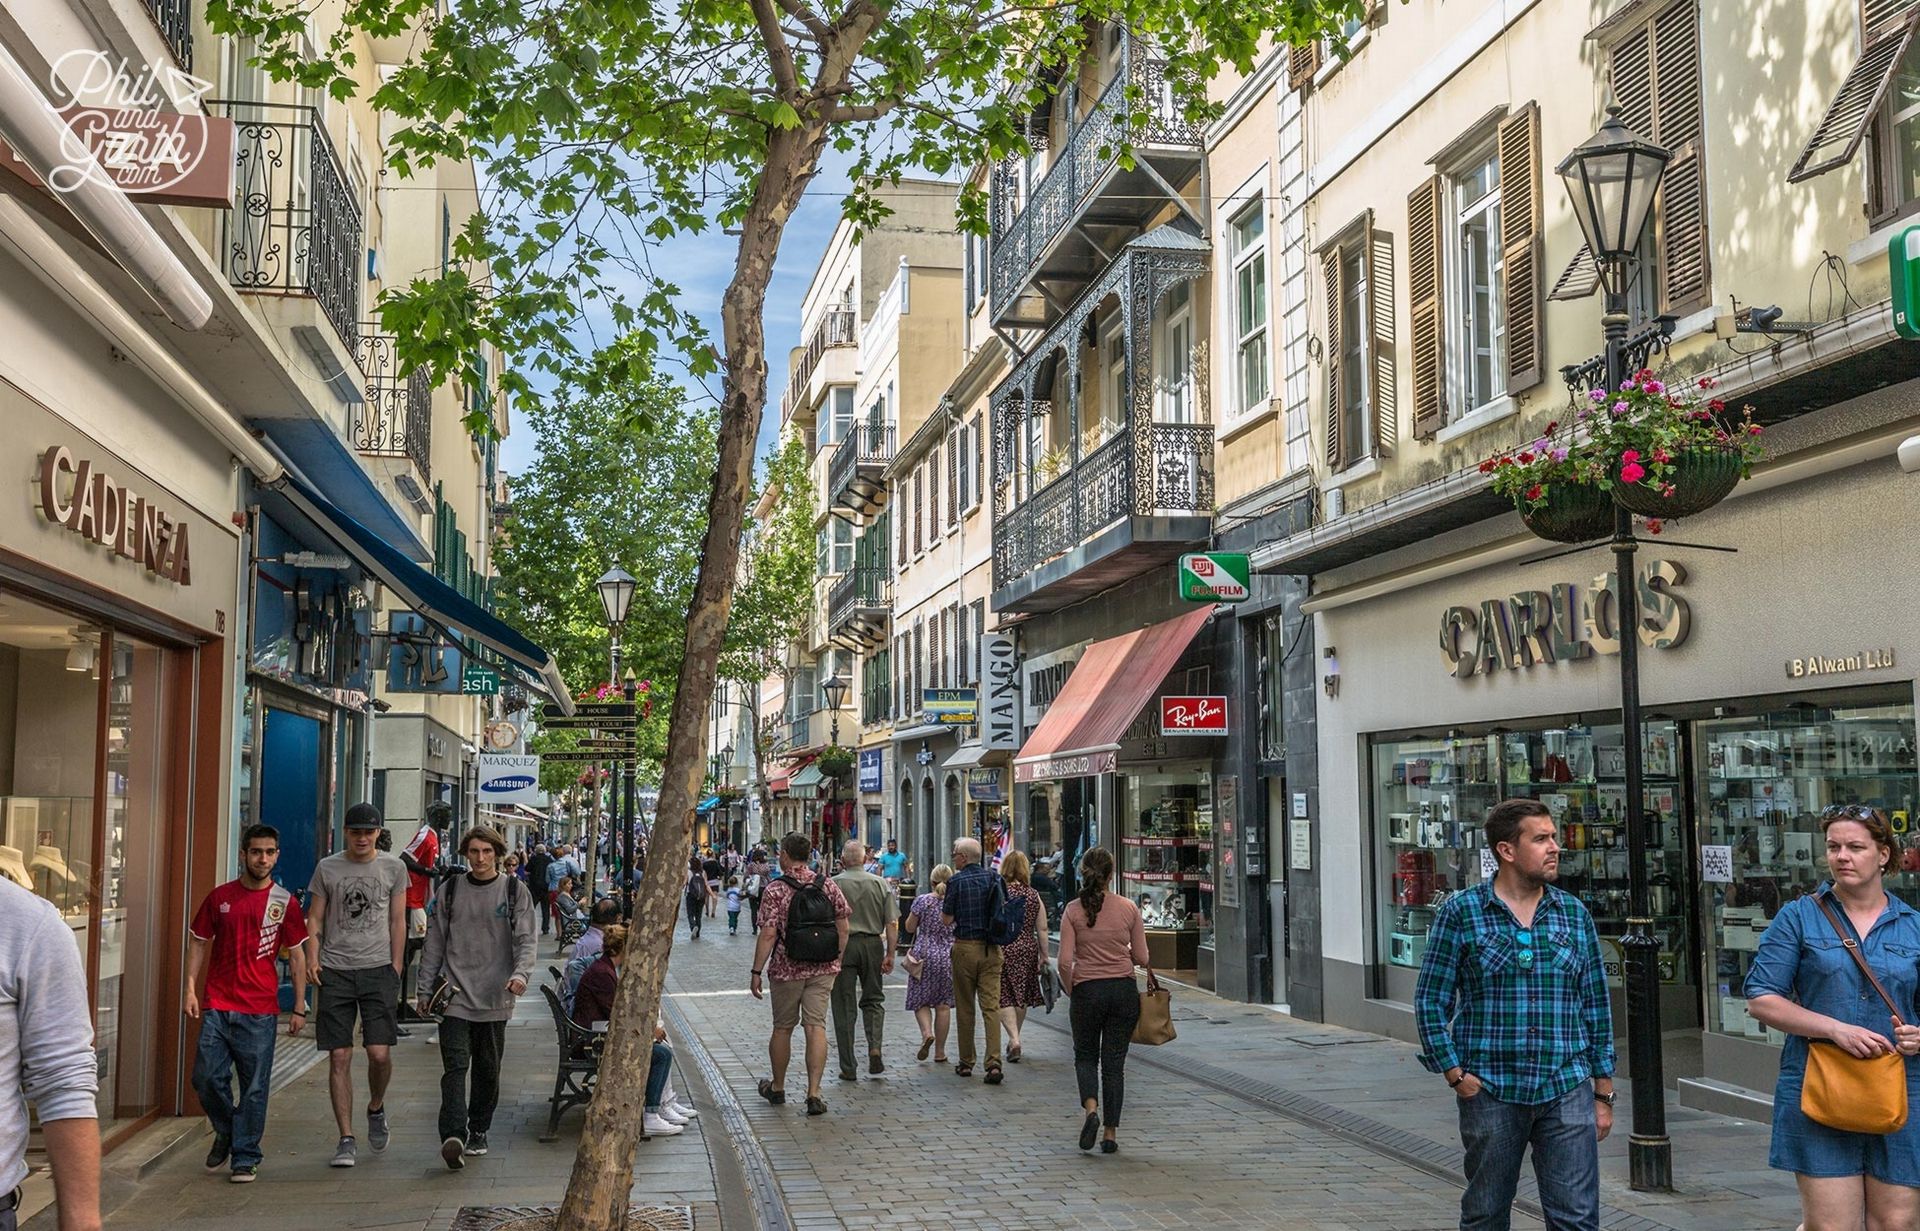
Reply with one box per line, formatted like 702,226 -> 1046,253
418,824 -> 536,1169
1,878 -> 99,1231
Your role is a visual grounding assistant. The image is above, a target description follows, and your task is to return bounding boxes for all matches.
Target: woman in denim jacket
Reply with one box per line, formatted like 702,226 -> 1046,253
1748,805 -> 1920,1231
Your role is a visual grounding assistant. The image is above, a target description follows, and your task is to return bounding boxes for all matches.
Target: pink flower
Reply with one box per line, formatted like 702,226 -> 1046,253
1661,482 -> 1676,497
1646,518 -> 1664,534
1620,461 -> 1646,484
1748,423 -> 1763,435
1652,448 -> 1672,463
1644,379 -> 1664,394
1621,449 -> 1642,463
1611,401 -> 1630,415
1588,388 -> 1607,402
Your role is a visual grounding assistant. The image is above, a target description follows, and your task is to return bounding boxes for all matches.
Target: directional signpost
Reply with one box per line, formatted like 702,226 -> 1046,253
1178,552 -> 1251,602
539,701 -> 640,764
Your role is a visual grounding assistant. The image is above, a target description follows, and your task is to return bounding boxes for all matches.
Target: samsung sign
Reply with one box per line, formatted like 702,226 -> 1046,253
477,754 -> 541,803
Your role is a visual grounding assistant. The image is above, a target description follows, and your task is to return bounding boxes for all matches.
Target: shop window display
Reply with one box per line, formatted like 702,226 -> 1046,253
1699,694 -> 1919,1043
1120,768 -> 1213,968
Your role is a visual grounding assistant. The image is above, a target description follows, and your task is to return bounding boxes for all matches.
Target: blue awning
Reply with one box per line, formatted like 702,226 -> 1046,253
254,420 -> 433,562
695,795 -> 723,815
268,470 -> 575,716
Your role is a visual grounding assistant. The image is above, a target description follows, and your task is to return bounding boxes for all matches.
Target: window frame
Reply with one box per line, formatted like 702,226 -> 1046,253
1157,281 -> 1195,424
1337,244 -> 1373,470
1228,196 -> 1271,421
1446,141 -> 1507,418
1869,29 -> 1920,225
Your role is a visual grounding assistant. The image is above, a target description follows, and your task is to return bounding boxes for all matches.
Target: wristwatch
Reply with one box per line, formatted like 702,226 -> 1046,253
1594,1090 -> 1617,1106
1447,1072 -> 1467,1088
751,969 -> 763,977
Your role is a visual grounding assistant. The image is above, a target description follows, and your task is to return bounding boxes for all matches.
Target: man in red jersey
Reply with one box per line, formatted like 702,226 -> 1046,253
185,824 -> 309,1183
398,801 -> 451,1020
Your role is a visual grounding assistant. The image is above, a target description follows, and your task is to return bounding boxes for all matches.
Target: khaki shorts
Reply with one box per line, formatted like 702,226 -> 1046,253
770,973 -> 835,1031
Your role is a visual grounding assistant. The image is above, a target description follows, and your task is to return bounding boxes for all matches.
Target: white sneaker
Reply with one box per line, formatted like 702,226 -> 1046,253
657,1104 -> 690,1126
643,1112 -> 685,1136
667,1100 -> 699,1119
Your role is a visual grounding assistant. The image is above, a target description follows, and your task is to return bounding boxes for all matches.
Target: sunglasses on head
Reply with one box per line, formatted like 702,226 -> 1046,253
1820,804 -> 1885,822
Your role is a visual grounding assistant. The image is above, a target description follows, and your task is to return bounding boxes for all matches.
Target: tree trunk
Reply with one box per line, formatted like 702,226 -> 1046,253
554,119 -> 828,1231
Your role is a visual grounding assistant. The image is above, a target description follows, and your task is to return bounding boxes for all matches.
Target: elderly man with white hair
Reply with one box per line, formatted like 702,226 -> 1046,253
942,836 -> 1009,1083
830,840 -> 897,1081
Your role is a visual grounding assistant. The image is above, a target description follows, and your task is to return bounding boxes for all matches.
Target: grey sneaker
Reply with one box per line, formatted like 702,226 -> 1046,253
330,1136 -> 357,1168
229,1165 -> 257,1183
463,1131 -> 489,1156
366,1106 -> 390,1152
441,1136 -> 466,1170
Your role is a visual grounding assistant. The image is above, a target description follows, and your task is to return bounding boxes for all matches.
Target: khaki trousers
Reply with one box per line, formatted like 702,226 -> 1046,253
950,939 -> 1003,1067
831,933 -> 886,1072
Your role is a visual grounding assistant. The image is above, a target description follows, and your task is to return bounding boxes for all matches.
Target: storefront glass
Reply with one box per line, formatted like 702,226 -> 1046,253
1119,767 -> 1213,968
1699,692 -> 1920,1042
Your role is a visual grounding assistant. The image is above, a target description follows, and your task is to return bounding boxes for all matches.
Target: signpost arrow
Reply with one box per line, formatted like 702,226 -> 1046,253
544,702 -> 634,720
540,750 -> 639,764
539,717 -> 635,731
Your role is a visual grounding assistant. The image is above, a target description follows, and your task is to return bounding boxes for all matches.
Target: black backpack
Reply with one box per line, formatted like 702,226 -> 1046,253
778,873 -> 840,963
438,871 -> 520,925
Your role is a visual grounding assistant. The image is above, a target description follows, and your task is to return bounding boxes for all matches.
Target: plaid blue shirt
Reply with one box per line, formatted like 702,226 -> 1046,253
1414,881 -> 1615,1105
942,863 -> 1003,941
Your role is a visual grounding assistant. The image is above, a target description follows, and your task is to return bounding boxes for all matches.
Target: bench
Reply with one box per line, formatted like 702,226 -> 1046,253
538,982 -> 602,1141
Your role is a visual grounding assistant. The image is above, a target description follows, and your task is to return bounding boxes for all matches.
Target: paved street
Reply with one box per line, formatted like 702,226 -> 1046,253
74,915 -> 1808,1231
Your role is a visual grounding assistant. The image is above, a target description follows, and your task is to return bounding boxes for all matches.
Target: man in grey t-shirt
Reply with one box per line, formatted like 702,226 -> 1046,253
306,804 -> 409,1170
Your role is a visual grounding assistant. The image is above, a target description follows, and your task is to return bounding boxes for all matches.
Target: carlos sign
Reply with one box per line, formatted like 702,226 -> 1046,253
36,445 -> 192,583
1439,561 -> 1690,679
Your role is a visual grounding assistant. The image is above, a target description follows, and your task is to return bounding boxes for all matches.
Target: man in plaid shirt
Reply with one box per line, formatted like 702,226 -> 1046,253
1415,798 -> 1616,1231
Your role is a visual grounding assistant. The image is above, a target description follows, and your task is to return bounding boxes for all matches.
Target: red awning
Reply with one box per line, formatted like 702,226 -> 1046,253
1013,605 -> 1214,783
768,770 -> 791,796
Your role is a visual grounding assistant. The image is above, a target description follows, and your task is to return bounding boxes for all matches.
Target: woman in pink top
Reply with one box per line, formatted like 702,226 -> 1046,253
1057,846 -> 1157,1154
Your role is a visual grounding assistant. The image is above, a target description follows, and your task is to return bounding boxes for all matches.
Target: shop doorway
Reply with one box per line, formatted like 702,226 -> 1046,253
1266,778 -> 1289,1008
260,704 -> 328,899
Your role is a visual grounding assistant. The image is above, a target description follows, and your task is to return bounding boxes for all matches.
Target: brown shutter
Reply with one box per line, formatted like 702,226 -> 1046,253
1611,23 -> 1655,139
1407,175 -> 1447,439
1288,43 -> 1321,91
1866,0 -> 1920,38
1550,245 -> 1601,301
1498,102 -> 1546,391
1322,249 -> 1344,470
1366,214 -> 1397,457
1653,2 -> 1711,315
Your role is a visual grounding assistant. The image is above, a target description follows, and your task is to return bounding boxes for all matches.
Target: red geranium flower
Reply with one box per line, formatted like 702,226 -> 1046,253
1525,484 -> 1544,502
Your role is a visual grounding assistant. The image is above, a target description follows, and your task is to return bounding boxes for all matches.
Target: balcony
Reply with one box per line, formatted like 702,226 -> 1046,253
827,565 -> 892,650
989,236 -> 1212,613
781,308 -> 857,422
828,421 -> 895,519
989,38 -> 1204,327
354,332 -> 433,484
145,0 -> 194,69
209,101 -> 364,357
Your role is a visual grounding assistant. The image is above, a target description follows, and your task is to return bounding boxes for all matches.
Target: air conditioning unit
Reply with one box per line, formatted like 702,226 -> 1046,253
1324,487 -> 1346,520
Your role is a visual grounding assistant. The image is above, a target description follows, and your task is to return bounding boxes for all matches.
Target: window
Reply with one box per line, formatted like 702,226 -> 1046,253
1453,147 -> 1506,413
1158,282 -> 1195,424
966,416 -> 984,511
817,516 -> 853,577
928,444 -> 943,540
1025,401 -> 1049,494
966,228 -> 989,307
946,427 -> 962,524
912,467 -> 924,554
1882,38 -> 1920,211
1229,200 -> 1270,418
1337,245 -> 1371,463
821,386 -> 855,450
1100,317 -> 1128,440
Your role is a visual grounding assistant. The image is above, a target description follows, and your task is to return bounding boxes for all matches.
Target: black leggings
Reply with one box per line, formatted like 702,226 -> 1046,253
1069,977 -> 1140,1127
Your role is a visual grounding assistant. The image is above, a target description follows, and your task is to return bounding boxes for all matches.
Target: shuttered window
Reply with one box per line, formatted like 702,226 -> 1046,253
1288,43 -> 1321,91
1609,2 -> 1713,317
927,446 -> 942,541
1322,214 -> 1395,470
1497,102 -> 1545,392
1408,175 -> 1447,439
1792,2 -> 1920,182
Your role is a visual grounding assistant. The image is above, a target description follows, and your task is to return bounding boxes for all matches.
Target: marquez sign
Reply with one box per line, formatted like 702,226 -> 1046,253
36,445 -> 192,583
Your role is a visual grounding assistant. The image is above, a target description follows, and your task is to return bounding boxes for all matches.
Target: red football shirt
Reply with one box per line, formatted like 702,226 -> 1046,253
190,881 -> 308,1015
403,824 -> 440,909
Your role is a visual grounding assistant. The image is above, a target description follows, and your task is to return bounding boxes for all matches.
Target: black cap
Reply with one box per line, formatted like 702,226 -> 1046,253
345,803 -> 383,830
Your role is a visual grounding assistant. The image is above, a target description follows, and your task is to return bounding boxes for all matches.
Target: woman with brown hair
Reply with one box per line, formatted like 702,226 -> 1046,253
1057,846 -> 1153,1154
1748,805 -> 1920,1230
996,849 -> 1049,1062
570,926 -> 686,1137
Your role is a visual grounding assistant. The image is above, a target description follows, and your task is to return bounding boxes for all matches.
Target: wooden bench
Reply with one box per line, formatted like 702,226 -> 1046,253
538,982 -> 602,1141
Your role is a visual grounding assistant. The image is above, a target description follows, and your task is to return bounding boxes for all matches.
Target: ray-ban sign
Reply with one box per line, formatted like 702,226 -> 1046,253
1160,695 -> 1227,736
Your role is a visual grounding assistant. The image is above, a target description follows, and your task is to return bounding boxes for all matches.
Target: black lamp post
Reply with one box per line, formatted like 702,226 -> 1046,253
821,674 -> 849,856
621,666 -> 639,922
1556,104 -> 1673,1194
596,567 -> 636,917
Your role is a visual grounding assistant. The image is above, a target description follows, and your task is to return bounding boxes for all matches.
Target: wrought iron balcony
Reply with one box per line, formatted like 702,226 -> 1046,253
827,565 -> 892,650
782,308 -> 857,421
988,38 -> 1203,325
828,421 -> 895,519
989,238 -> 1212,613
145,0 -> 194,69
209,101 -> 364,356
354,332 -> 433,483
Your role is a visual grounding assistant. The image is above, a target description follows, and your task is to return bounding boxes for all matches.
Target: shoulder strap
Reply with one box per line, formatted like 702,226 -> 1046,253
1815,892 -> 1905,1024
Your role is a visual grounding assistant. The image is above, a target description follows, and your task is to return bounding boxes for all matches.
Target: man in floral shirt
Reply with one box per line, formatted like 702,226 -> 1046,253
749,832 -> 849,1116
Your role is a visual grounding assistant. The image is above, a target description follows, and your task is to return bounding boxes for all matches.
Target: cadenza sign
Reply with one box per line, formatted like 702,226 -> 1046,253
36,445 -> 192,584
1160,695 -> 1228,735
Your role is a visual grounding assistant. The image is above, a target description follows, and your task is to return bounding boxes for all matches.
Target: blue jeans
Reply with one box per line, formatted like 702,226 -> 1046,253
1457,1083 -> 1600,1230
191,1010 -> 279,1169
646,1041 -> 673,1111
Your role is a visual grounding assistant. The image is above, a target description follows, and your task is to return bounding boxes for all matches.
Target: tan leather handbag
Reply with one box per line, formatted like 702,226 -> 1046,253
1132,972 -> 1176,1046
1801,895 -> 1909,1135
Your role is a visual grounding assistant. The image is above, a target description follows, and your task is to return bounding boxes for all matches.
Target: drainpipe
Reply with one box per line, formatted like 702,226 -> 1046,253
0,41 -> 212,329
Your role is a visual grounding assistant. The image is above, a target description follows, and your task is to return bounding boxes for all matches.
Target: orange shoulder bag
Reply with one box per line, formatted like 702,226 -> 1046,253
1800,895 -> 1910,1135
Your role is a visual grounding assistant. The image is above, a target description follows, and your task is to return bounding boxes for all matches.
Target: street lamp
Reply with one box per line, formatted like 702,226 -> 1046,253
596,567 -> 637,630
621,666 -> 639,921
596,566 -> 636,917
820,674 -> 849,857
1556,105 -> 1672,1194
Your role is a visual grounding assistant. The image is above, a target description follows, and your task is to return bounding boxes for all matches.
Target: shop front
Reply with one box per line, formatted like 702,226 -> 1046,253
1312,450 -> 1920,1105
892,725 -> 959,885
857,744 -> 888,851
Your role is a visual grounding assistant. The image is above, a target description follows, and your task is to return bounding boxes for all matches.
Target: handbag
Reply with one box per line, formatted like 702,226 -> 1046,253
1801,894 -> 1909,1135
1039,958 -> 1059,1014
1132,973 -> 1176,1046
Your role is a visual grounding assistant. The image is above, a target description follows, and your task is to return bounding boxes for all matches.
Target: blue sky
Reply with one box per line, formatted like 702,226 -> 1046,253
497,152 -> 856,477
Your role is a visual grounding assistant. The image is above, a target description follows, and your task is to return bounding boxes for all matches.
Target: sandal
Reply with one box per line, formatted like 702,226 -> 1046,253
953,1062 -> 973,1077
805,1095 -> 828,1116
933,1053 -> 949,1064
1007,1044 -> 1022,1063
756,1079 -> 785,1105
983,1061 -> 1004,1085
917,1037 -> 934,1061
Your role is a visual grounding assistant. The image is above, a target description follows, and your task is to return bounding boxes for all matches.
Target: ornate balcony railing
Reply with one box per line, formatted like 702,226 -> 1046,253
827,565 -> 892,647
209,100 -> 363,356
354,332 -> 433,482
989,38 -> 1201,320
782,308 -> 857,421
145,0 -> 194,69
828,420 -> 895,517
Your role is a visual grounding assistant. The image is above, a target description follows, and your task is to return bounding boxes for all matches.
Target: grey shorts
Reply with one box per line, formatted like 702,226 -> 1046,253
316,965 -> 400,1051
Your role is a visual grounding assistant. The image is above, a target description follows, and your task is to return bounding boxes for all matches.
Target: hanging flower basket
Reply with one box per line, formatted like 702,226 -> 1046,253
816,745 -> 855,780
1519,482 -> 1615,543
1610,448 -> 1743,518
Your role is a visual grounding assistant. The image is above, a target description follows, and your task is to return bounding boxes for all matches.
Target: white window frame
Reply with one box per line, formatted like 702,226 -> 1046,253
1157,281 -> 1195,424
1100,314 -> 1128,440
1338,243 -> 1373,467
1446,142 -> 1506,419
1228,196 -> 1270,423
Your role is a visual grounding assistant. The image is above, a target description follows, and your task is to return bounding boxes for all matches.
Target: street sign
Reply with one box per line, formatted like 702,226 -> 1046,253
540,750 -> 639,764
922,688 -> 977,725
1894,225 -> 1920,339
461,664 -> 501,695
572,740 -> 637,752
544,701 -> 633,720
539,717 -> 634,731
1178,552 -> 1250,602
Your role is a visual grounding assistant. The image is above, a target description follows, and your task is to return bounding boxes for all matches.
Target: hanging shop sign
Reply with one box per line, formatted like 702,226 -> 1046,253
476,754 -> 541,804
1013,749 -> 1116,783
857,748 -> 884,793
967,767 -> 1005,803
461,663 -> 501,694
982,633 -> 1021,750
36,445 -> 192,583
484,721 -> 520,751
386,612 -> 466,693
1178,552 -> 1250,602
1438,561 -> 1690,680
922,688 -> 978,726
1159,695 -> 1228,735
0,108 -> 236,208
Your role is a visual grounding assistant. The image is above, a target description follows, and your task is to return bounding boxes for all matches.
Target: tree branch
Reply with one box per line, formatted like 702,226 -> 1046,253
775,0 -> 834,45
748,0 -> 802,98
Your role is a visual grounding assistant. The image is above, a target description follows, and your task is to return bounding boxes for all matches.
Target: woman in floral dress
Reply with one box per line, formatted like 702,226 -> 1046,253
903,864 -> 956,1062
996,850 -> 1048,1062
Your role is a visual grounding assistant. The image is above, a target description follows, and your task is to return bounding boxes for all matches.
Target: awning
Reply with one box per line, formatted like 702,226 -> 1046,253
269,470 -> 575,716
789,764 -> 827,800
1013,605 -> 1214,783
695,795 -> 723,815
945,743 -> 1000,771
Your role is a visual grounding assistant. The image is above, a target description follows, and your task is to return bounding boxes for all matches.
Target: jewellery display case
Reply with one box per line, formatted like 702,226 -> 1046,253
1119,769 -> 1211,969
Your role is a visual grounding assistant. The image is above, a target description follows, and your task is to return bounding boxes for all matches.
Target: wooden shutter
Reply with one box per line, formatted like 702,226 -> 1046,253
947,429 -> 960,524
1367,213 -> 1396,458
1406,175 -> 1446,440
969,416 -> 983,509
1550,245 -> 1601,301
1498,102 -> 1546,391
1288,43 -> 1321,91
1866,0 -> 1920,39
1321,249 -> 1344,470
1652,2 -> 1711,315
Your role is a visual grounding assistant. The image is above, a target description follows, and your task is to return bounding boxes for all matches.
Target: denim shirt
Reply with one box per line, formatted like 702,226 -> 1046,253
1745,883 -> 1920,1084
